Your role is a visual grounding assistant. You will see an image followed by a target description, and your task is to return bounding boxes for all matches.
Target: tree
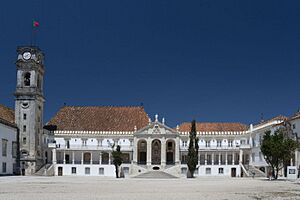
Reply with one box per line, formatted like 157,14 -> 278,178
261,128 -> 299,179
112,145 -> 123,178
187,120 -> 199,178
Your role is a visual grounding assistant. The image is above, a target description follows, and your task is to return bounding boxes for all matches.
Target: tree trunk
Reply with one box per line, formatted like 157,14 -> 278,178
115,165 -> 119,178
187,169 -> 194,178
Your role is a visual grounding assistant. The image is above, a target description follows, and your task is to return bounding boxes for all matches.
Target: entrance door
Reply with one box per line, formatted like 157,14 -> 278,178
231,168 -> 236,177
58,167 -> 63,176
151,140 -> 161,165
166,152 -> 174,164
139,152 -> 146,164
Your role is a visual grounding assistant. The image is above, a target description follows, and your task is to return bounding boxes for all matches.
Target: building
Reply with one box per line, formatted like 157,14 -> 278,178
14,46 -> 45,175
288,111 -> 300,174
0,105 -> 19,175
46,105 -> 278,177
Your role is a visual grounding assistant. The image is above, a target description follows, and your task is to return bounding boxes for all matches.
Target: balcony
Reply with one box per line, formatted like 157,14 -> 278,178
240,144 -> 251,149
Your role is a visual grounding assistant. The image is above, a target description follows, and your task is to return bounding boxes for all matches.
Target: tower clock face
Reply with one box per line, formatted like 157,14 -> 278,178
22,52 -> 31,60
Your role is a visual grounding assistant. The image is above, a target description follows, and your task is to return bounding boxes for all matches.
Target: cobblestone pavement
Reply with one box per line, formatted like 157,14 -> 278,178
0,176 -> 299,200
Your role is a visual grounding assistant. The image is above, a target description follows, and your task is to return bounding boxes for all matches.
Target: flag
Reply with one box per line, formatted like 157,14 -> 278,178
33,20 -> 39,28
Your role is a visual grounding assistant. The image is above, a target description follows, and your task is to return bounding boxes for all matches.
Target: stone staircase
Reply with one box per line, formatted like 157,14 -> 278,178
134,171 -> 178,179
35,164 -> 54,176
248,165 -> 266,177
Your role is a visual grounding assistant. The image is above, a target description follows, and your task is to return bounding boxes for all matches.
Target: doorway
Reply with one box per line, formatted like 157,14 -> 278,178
231,168 -> 236,177
151,139 -> 161,165
58,167 -> 63,176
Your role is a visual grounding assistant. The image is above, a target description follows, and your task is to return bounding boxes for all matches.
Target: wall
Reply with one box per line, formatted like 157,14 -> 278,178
0,123 -> 17,175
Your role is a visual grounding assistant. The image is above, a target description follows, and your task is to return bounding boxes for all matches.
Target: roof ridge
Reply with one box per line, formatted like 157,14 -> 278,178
0,104 -> 14,112
62,105 -> 144,108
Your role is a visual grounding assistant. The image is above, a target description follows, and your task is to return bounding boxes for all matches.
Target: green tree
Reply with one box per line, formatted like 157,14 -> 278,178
261,128 -> 299,179
112,145 -> 123,178
187,120 -> 199,178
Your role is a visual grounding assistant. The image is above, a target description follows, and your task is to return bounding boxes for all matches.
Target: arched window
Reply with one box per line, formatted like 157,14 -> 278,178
83,152 -> 91,164
24,72 -> 31,86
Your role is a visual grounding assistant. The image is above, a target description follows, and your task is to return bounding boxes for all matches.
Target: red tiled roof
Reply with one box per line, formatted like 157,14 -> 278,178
47,106 -> 149,132
178,122 -> 248,132
254,115 -> 287,127
0,104 -> 15,124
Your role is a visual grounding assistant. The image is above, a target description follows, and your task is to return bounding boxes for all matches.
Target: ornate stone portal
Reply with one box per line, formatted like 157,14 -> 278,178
151,140 -> 161,165
133,115 -> 180,173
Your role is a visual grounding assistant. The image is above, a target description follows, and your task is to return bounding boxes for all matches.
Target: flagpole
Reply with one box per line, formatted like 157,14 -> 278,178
31,20 -> 40,46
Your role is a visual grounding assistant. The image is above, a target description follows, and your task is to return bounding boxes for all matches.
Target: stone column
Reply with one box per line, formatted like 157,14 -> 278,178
109,152 -> 111,165
133,137 -> 138,164
72,151 -> 75,164
81,152 -> 84,164
63,151 -> 66,164
212,153 -> 214,165
225,152 -> 228,165
99,152 -> 102,165
219,152 -> 221,165
232,152 -> 235,165
161,137 -> 166,167
198,151 -> 200,166
90,152 -> 93,164
175,137 -> 180,164
239,150 -> 243,164
205,152 -> 207,165
52,149 -> 57,164
147,137 -> 152,166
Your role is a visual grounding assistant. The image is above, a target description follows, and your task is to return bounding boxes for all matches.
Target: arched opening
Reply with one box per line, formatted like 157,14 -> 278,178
151,139 -> 161,165
166,139 -> 175,165
137,140 -> 147,164
24,72 -> 31,86
83,152 -> 91,164
102,152 -> 109,164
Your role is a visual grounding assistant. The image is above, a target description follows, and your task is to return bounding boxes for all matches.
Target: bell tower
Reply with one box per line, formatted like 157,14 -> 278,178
14,46 -> 45,175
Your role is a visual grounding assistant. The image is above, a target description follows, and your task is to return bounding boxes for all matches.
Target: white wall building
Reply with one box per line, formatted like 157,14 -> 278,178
0,105 -> 18,175
46,106 -> 260,178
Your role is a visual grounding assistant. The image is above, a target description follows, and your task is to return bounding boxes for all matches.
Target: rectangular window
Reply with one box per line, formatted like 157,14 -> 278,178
205,141 -> 210,147
85,167 -> 90,175
293,124 -> 296,129
2,162 -> 6,173
23,137 -> 27,145
218,168 -> 224,174
23,125 -> 26,132
217,140 -> 222,147
205,168 -> 211,174
2,139 -> 8,157
71,167 -> 76,174
12,142 -> 18,158
123,167 -> 129,175
23,113 -> 27,120
99,167 -> 104,175
228,140 -> 233,147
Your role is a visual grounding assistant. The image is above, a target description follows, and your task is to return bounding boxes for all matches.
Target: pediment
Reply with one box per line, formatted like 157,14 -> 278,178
134,121 -> 179,136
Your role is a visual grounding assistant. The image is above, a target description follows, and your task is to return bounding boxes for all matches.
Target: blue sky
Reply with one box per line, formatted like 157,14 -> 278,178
1,0 -> 300,127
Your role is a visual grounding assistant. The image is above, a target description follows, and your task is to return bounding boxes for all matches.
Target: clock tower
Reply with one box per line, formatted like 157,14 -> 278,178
14,46 -> 45,175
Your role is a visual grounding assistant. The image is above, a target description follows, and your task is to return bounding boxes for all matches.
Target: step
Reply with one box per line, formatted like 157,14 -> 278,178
134,171 -> 177,179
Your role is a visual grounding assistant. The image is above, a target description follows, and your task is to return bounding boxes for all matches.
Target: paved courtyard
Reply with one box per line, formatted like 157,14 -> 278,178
0,176 -> 299,200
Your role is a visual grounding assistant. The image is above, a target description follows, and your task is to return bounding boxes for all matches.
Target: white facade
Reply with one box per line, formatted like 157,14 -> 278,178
0,122 -> 18,175
51,118 -> 253,178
